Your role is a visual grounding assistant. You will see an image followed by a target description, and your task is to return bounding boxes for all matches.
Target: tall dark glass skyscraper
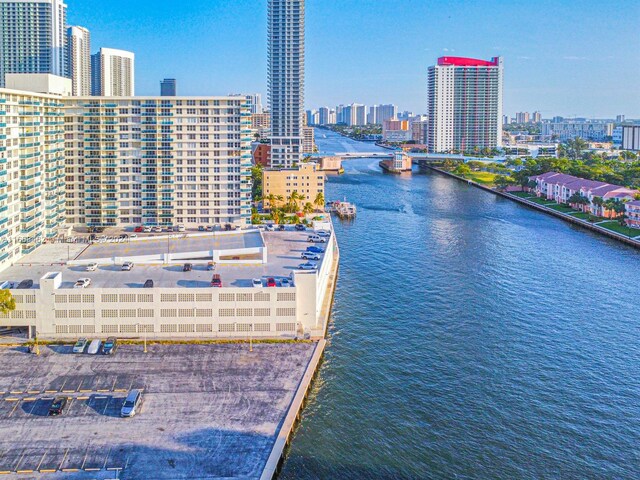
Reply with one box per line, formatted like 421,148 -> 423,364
268,0 -> 305,167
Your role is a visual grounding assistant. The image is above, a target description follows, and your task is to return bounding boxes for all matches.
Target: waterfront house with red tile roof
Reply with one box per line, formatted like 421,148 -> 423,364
531,172 -> 638,218
625,200 -> 640,228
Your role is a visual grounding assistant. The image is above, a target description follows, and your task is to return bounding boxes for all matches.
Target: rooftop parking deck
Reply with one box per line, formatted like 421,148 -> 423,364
0,343 -> 318,479
1,229 -> 329,289
75,230 -> 264,261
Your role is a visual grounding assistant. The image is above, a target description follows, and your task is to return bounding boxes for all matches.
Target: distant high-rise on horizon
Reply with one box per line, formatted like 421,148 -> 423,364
67,26 -> 91,96
427,56 -> 503,153
0,0 -> 68,87
91,47 -> 135,96
268,0 -> 305,167
160,78 -> 176,96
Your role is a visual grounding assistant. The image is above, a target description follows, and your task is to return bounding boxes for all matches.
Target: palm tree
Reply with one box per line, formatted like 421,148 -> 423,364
262,194 -> 276,211
303,202 -> 314,216
288,191 -> 304,212
314,192 -> 325,212
592,196 -> 604,217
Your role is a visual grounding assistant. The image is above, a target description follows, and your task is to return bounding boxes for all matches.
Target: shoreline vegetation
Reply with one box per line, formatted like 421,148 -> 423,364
428,165 -> 640,247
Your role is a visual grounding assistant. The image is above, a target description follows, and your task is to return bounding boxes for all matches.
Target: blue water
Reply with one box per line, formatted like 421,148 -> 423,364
279,130 -> 640,479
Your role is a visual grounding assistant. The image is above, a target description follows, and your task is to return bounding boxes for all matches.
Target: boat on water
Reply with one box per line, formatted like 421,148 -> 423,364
329,200 -> 357,218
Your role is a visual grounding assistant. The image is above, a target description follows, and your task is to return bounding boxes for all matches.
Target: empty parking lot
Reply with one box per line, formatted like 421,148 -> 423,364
0,342 -> 318,479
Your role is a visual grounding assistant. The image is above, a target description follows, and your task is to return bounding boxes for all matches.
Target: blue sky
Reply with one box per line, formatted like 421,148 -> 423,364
68,0 -> 640,118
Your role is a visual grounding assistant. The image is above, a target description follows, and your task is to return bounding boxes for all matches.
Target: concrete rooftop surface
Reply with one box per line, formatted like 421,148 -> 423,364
0,343 -> 318,479
0,230 -> 327,288
75,230 -> 265,261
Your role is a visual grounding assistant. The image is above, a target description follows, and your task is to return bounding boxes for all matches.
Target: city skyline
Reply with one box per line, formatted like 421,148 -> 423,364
64,0 -> 640,118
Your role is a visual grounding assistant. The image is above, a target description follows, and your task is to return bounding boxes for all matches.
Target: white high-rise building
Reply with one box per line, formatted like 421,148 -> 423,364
0,84 -> 67,270
63,96 -> 251,228
268,0 -> 305,167
0,0 -> 68,87
427,56 -> 503,153
67,26 -> 91,96
91,48 -> 135,96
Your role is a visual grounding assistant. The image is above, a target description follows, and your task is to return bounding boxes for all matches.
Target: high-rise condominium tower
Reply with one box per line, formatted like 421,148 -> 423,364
427,56 -> 503,153
0,0 -> 68,87
67,26 -> 91,95
91,48 -> 135,96
160,78 -> 176,96
268,0 -> 305,167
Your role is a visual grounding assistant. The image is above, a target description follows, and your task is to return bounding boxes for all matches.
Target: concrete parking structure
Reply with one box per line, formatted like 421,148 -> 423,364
0,343 -> 318,479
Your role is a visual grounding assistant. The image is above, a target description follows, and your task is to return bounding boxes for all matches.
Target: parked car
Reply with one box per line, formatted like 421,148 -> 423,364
252,278 -> 262,288
301,252 -> 321,260
74,278 -> 91,289
120,389 -> 142,418
121,262 -> 134,271
265,224 -> 275,232
206,225 -> 215,232
48,397 -> 68,416
307,235 -> 326,243
72,338 -> 88,353
177,225 -> 185,232
266,277 -> 277,287
295,224 -> 306,231
17,279 -> 33,289
143,279 -> 154,288
152,226 -> 162,233
210,274 -> 222,287
143,226 -> 152,233
224,223 -> 233,231
102,337 -> 117,355
198,225 -> 206,232
298,262 -> 318,270
278,224 -> 286,231
207,262 -> 216,271
85,263 -> 98,272
134,226 -> 144,233
183,263 -> 192,272
87,338 -> 102,355
281,278 -> 292,287
316,230 -> 331,238
306,246 -> 325,254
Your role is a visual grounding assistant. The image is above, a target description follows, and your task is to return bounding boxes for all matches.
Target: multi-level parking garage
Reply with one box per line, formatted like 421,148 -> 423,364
0,226 -> 337,340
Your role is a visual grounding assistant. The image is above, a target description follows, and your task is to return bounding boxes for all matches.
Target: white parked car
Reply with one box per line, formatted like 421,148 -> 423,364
177,225 -> 185,232
301,252 -> 321,261
85,263 -> 98,272
74,278 -> 91,289
121,262 -> 134,271
265,224 -> 275,231
316,230 -> 331,238
143,226 -> 152,233
307,235 -> 327,243
281,278 -> 292,287
252,278 -> 263,288
152,226 -> 162,233
298,262 -> 318,270
72,338 -> 88,353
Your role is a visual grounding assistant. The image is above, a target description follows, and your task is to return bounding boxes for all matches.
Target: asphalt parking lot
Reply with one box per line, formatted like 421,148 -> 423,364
0,342 -> 317,479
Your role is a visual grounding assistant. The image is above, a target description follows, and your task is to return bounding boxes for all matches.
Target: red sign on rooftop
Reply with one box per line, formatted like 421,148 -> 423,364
437,56 -> 500,67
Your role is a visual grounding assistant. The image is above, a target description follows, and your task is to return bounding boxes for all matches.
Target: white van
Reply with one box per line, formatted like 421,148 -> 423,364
307,235 -> 326,243
87,339 -> 102,355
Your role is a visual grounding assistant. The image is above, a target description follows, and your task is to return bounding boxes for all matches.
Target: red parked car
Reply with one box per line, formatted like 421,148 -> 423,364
210,274 -> 222,287
266,277 -> 277,287
134,226 -> 143,233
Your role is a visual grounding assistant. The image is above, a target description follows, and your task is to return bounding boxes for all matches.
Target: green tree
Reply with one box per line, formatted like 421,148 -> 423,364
0,289 -> 16,315
303,202 -> 314,216
251,164 -> 263,200
314,191 -> 325,211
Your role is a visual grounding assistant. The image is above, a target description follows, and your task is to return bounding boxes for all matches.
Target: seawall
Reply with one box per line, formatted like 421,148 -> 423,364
428,167 -> 640,250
